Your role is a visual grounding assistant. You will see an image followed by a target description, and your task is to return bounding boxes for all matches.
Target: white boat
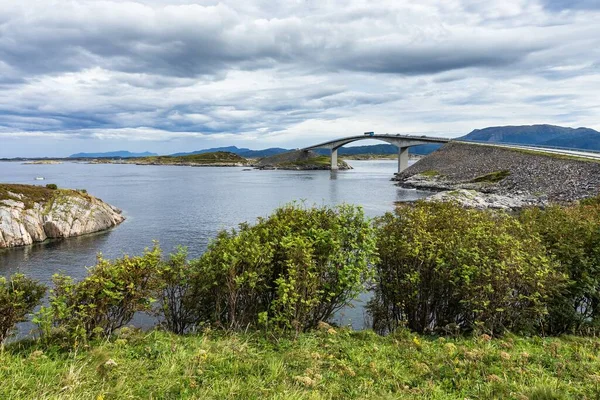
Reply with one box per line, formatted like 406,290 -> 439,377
34,177 -> 45,180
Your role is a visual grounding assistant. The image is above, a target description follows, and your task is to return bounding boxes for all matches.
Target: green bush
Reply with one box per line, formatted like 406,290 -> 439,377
191,203 -> 377,332
45,184 -> 58,190
520,202 -> 600,334
40,245 -> 162,342
0,274 -> 46,344
369,201 -> 564,336
155,247 -> 208,334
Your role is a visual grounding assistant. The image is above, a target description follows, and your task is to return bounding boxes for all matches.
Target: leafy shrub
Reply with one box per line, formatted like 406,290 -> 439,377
369,201 -> 564,336
0,274 -> 46,344
155,247 -> 208,334
45,184 -> 58,190
191,203 -> 377,332
520,202 -> 600,334
40,245 -> 162,341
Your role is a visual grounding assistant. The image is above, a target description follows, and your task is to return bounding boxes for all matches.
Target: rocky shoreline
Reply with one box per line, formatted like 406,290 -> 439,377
0,184 -> 124,249
396,142 -> 600,209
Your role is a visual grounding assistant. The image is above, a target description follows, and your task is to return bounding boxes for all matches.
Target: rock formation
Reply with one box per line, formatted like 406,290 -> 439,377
255,150 -> 352,170
0,184 -> 124,248
396,142 -> 600,209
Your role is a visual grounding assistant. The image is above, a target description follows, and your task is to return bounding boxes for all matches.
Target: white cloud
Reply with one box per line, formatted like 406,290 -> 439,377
0,0 -> 598,157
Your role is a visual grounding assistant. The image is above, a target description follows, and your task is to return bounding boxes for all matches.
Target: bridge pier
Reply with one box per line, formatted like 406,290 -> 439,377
398,147 -> 409,173
331,148 -> 338,170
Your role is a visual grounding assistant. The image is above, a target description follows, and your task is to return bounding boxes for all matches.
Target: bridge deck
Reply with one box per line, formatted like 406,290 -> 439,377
302,134 -> 450,151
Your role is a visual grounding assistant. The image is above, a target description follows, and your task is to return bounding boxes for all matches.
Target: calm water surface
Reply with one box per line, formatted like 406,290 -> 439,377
0,160 -> 429,330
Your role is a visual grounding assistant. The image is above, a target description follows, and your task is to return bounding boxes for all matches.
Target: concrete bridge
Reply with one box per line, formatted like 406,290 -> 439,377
302,134 -> 451,172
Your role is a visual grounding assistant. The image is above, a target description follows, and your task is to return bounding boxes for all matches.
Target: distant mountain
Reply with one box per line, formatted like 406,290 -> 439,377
170,146 -> 289,158
170,146 -> 247,156
460,124 -> 600,150
69,151 -> 158,158
67,126 -> 598,160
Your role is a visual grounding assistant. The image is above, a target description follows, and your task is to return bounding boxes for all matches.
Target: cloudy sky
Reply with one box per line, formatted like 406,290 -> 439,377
0,0 -> 598,157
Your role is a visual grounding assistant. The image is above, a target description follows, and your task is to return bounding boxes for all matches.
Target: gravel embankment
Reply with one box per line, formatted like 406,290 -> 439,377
396,142 -> 600,204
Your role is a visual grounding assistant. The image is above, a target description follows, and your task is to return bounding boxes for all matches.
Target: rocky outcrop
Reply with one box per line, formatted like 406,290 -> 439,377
396,142 -> 600,209
424,189 -> 549,210
256,150 -> 352,170
0,185 -> 124,249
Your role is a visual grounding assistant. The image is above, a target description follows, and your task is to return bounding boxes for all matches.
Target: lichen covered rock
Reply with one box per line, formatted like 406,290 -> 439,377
0,185 -> 124,248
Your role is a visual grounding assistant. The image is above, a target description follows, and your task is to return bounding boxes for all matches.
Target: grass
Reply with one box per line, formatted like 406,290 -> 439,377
281,156 -> 331,167
135,152 -> 248,165
0,184 -> 91,210
340,154 -> 398,160
469,170 -> 511,184
279,156 -> 349,169
420,170 -> 441,177
2,329 -> 600,399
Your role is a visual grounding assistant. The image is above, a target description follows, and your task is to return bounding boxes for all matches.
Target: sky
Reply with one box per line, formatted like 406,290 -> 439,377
0,0 -> 599,157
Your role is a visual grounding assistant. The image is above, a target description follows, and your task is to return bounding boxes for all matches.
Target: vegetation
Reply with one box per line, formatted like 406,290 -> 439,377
339,154 -> 398,160
182,203 -> 376,332
135,151 -> 247,165
4,200 -> 600,397
257,150 -> 351,170
155,247 -> 207,334
0,184 -> 91,210
278,155 -> 350,169
2,329 -> 600,399
369,201 -> 563,336
469,170 -> 511,183
420,169 -> 440,177
0,184 -> 56,207
0,274 -> 46,344
520,202 -> 600,335
37,246 -> 163,342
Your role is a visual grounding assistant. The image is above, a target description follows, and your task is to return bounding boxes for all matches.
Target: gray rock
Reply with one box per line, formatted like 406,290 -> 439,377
0,192 -> 124,249
396,142 -> 600,208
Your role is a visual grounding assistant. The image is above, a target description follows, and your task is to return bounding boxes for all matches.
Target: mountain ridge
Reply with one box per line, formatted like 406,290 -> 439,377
66,125 -> 600,159
69,151 -> 158,158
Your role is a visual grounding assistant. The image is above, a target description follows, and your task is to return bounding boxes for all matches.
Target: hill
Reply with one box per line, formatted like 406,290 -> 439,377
132,151 -> 248,166
69,151 -> 158,158
171,146 -> 289,158
460,124 -> 600,149
256,150 -> 351,170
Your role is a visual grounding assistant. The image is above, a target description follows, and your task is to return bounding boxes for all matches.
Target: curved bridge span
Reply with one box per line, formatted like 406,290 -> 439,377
302,134 -> 451,173
303,134 -> 600,174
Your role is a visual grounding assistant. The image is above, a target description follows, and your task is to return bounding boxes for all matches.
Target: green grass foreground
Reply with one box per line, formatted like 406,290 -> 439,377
2,329 -> 600,399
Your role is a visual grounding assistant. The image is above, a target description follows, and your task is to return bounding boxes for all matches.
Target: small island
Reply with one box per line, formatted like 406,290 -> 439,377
0,184 -> 124,248
129,151 -> 249,167
255,150 -> 352,170
22,160 -> 63,165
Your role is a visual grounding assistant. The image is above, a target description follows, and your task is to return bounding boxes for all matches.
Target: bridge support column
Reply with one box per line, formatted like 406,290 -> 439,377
331,148 -> 338,170
398,147 -> 409,173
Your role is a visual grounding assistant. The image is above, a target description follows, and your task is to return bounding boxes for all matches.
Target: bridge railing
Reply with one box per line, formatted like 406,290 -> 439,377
457,139 -> 600,155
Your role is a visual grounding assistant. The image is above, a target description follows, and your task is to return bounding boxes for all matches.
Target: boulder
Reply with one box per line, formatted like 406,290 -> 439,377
0,185 -> 124,248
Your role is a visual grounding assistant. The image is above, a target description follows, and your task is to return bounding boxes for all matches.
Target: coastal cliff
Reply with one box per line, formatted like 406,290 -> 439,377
396,142 -> 600,209
0,184 -> 124,248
